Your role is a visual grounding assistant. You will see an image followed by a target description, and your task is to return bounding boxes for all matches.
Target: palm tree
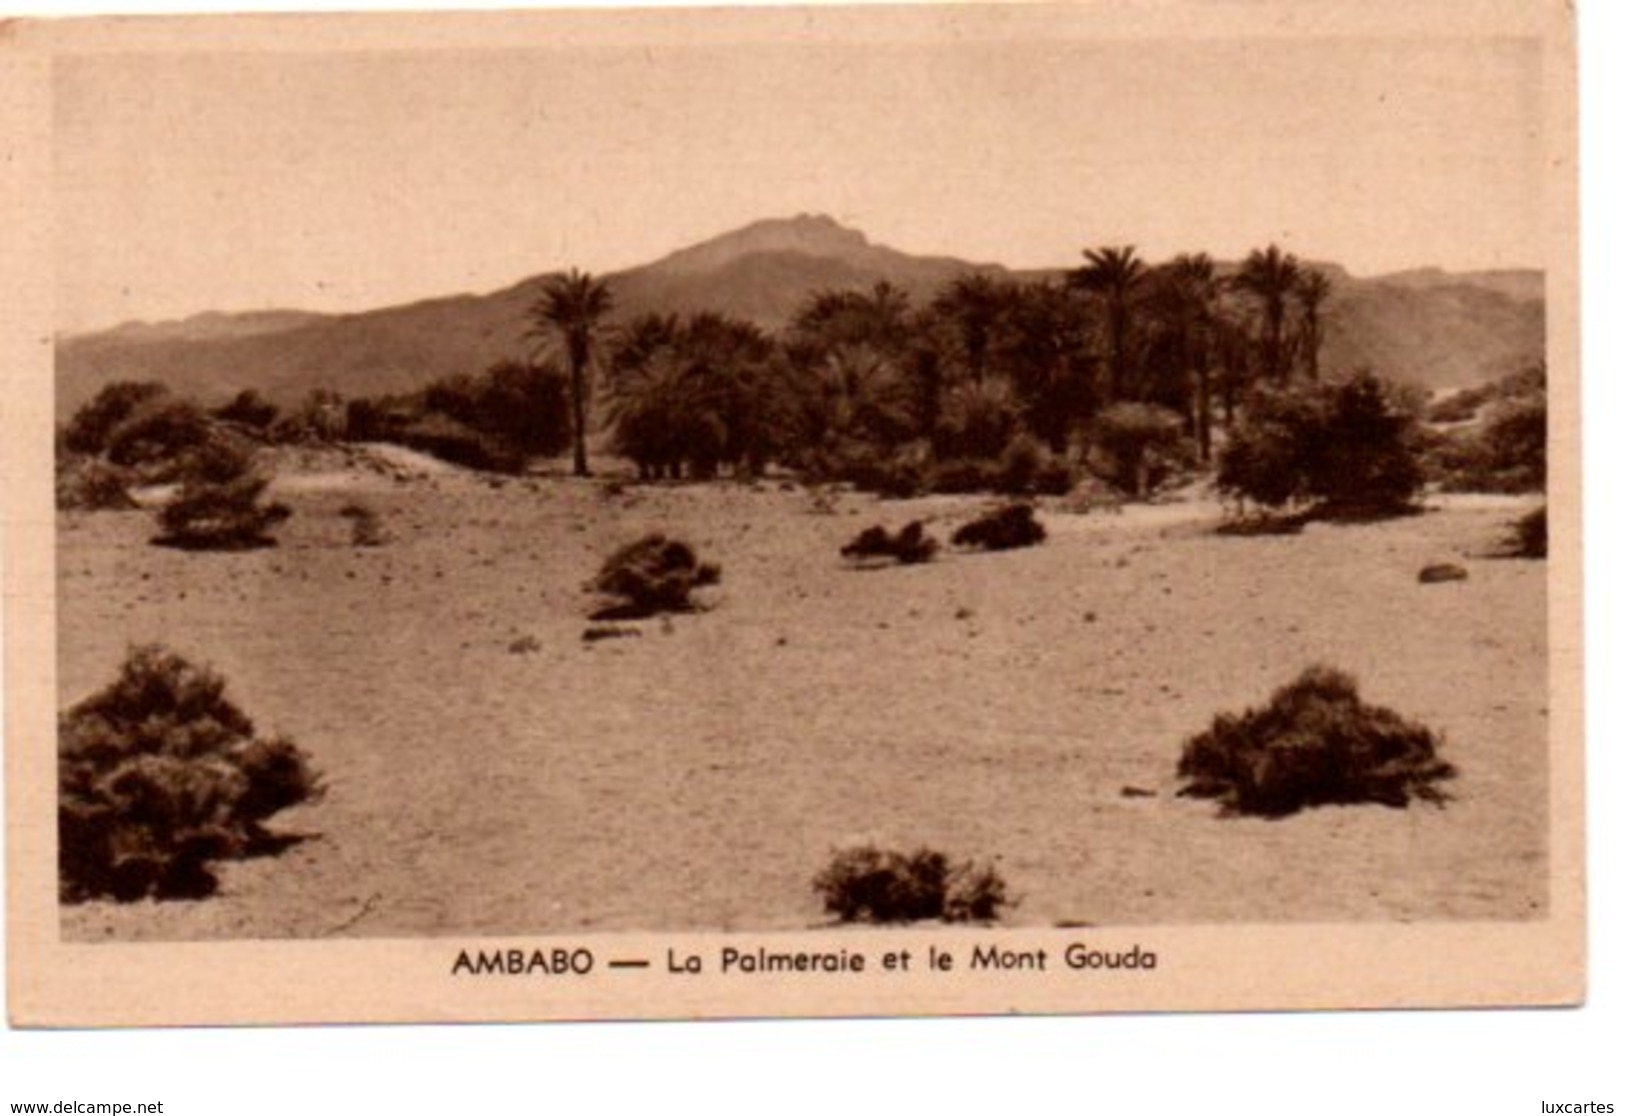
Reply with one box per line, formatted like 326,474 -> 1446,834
1232,244 -> 1302,385
1292,269 -> 1332,381
1000,280 -> 1096,454
1144,253 -> 1222,460
931,274 -> 1010,385
530,268 -> 614,477
1069,245 -> 1146,404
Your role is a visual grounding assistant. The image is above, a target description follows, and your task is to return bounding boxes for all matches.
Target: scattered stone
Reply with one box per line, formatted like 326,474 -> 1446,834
1120,786 -> 1157,799
1418,563 -> 1469,584
507,635 -> 541,654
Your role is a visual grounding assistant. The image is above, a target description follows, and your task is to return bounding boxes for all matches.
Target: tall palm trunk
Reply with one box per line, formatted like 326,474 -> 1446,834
1194,361 -> 1213,462
568,333 -> 590,476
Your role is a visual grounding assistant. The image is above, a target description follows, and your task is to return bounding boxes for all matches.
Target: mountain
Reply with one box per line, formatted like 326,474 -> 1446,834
63,309 -> 328,349
1369,266 -> 1544,304
1319,273 -> 1545,389
54,216 -> 1543,418
55,215 -> 1006,418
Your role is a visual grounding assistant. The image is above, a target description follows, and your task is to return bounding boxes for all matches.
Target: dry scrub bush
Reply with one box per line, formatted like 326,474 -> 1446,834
62,381 -> 169,457
814,845 -> 1009,924
589,533 -> 720,618
59,645 -> 322,902
1510,505 -> 1547,558
951,503 -> 1047,551
1177,666 -> 1455,817
339,502 -> 387,547
157,474 -> 291,550
841,521 -> 939,565
1089,403 -> 1188,498
56,456 -> 137,511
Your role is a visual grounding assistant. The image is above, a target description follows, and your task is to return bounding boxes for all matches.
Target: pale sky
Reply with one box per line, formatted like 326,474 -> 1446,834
53,22 -> 1545,333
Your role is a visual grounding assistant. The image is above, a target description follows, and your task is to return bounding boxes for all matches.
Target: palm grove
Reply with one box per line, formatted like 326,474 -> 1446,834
61,240 -> 1543,526
514,242 -> 1414,515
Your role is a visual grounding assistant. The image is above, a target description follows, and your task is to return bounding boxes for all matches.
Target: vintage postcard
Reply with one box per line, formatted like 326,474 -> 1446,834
2,0 -> 1582,1027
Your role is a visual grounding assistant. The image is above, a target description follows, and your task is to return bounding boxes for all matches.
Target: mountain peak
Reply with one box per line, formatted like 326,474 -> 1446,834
645,213 -> 875,277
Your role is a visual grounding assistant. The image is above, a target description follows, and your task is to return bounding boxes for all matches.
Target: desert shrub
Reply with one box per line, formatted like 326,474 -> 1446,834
423,360 -> 573,461
814,844 -> 1009,924
1425,365 -> 1546,426
1421,389 -> 1546,495
1216,393 -> 1312,510
589,533 -> 721,618
156,474 -> 291,550
389,413 -> 526,474
841,521 -> 939,565
1177,665 -> 1455,817
799,439 -> 909,494
213,389 -> 280,431
1509,505 -> 1547,558
997,432 -> 1075,496
927,456 -> 1004,495
1313,374 -> 1426,512
1089,403 -> 1188,498
339,502 -> 387,547
105,399 -> 215,470
58,645 -> 321,902
951,503 -> 1047,551
170,436 -> 257,487
56,455 -> 137,511
803,435 -> 1073,499
1478,395 -> 1547,492
1219,372 -> 1424,516
62,381 -> 169,456
1423,416 -> 1545,495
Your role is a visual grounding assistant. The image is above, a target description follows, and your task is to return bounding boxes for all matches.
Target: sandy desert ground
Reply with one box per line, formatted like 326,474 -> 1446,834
56,448 -> 1548,940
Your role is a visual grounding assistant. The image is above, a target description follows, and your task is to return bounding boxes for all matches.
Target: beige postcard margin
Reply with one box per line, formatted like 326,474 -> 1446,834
1,0 -> 1584,1027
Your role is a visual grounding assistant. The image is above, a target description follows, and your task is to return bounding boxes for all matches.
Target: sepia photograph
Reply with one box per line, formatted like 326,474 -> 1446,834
2,0 -> 1583,1027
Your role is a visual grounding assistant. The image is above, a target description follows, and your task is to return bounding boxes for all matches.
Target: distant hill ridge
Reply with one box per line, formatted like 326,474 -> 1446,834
55,215 -> 1544,417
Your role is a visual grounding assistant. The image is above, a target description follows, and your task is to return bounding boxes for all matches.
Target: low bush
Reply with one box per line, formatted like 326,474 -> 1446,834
1425,365 -> 1545,426
56,456 -> 137,511
62,381 -> 169,457
389,413 -> 526,475
213,389 -> 280,431
59,645 -> 322,902
1509,505 -> 1547,558
927,456 -> 1003,495
814,844 -> 1009,924
951,503 -> 1046,551
1177,665 -> 1455,817
171,437 -> 257,488
841,521 -> 939,565
589,533 -> 720,618
993,432 -> 1076,496
800,434 -> 1073,500
339,502 -> 387,547
105,399 -> 216,471
1089,403 -> 1188,498
1423,393 -> 1546,495
156,474 -> 291,551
